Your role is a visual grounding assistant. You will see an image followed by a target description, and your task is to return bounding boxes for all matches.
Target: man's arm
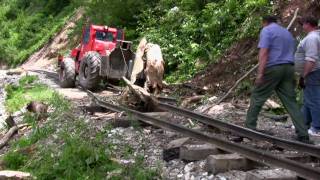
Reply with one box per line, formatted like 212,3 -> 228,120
256,48 -> 269,85
303,60 -> 316,78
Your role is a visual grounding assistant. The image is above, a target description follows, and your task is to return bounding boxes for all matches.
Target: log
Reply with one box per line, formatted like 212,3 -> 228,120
17,123 -> 30,129
0,170 -> 32,179
142,112 -> 171,119
5,116 -> 16,128
111,112 -> 170,128
217,8 -> 300,104
181,95 -> 205,108
122,77 -> 160,111
0,126 -> 18,149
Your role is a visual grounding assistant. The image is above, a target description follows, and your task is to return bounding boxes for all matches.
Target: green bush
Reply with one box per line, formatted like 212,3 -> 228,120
0,0 -> 75,67
3,75 -> 160,179
0,0 -> 272,80
137,0 -> 272,82
5,75 -> 54,113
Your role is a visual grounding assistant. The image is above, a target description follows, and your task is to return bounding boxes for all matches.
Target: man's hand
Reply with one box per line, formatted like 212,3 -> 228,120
255,74 -> 264,86
299,77 -> 305,89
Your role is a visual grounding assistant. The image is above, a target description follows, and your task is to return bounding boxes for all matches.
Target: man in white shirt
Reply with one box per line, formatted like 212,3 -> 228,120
295,16 -> 320,136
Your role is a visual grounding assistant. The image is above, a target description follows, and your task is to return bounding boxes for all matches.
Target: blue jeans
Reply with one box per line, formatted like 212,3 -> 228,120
302,70 -> 320,130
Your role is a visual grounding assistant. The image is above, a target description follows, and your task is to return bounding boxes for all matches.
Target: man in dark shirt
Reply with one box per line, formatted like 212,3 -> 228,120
245,16 -> 311,144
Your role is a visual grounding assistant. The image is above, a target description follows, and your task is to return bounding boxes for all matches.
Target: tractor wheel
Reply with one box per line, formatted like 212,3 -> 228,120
59,57 -> 75,88
79,51 -> 101,90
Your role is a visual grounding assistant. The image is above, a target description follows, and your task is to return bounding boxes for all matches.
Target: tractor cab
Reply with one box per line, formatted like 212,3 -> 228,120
71,25 -> 124,64
58,24 -> 135,90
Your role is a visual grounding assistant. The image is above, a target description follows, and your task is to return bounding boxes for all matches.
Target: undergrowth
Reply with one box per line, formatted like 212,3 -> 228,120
1,0 -> 273,82
0,0 -> 76,67
5,75 -> 54,113
2,75 -> 160,179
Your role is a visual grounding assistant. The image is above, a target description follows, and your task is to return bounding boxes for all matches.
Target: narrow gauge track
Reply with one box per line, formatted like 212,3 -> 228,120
86,90 -> 320,180
35,68 -> 320,157
158,102 -> 320,158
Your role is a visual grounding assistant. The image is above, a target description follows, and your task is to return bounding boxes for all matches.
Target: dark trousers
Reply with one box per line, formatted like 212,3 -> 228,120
245,64 -> 308,138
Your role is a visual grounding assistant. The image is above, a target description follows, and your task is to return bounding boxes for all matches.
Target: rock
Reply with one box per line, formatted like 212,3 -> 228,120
163,137 -> 190,161
263,99 -> 281,110
208,96 -> 218,103
180,143 -> 222,161
245,169 -> 297,180
206,154 -> 253,174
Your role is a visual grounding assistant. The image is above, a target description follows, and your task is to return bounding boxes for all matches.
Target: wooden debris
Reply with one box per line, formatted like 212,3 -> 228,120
144,42 -> 165,95
142,112 -> 170,119
121,77 -> 160,112
0,170 -> 32,179
5,68 -> 27,76
181,95 -> 205,108
0,126 -> 18,150
5,116 -> 16,128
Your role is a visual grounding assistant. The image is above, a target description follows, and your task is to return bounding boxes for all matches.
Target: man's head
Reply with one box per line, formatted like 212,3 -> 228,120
301,16 -> 319,32
262,16 -> 277,27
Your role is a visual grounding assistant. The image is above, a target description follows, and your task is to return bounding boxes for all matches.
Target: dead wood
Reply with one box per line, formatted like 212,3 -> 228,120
217,8 -> 300,104
142,112 -> 171,119
122,77 -> 160,112
17,123 -> 30,129
0,170 -> 32,179
0,126 -> 18,149
5,116 -> 16,128
181,95 -> 205,108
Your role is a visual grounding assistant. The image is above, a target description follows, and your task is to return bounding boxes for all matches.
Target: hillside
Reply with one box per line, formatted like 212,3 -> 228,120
0,0 -> 319,179
0,0 -> 76,68
1,0 -> 273,82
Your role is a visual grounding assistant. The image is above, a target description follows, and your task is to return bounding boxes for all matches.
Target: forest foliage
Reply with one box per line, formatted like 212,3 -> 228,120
0,0 -> 74,66
0,0 -> 272,81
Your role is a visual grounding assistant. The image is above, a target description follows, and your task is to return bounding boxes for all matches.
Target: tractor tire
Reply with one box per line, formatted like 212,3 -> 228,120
59,57 -> 76,88
79,51 -> 101,90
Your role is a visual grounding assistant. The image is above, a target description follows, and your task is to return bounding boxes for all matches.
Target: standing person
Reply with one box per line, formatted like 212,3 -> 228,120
295,16 -> 320,136
245,16 -> 311,144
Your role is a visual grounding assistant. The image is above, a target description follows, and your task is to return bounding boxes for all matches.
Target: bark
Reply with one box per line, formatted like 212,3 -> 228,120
0,126 -> 18,149
181,95 -> 205,108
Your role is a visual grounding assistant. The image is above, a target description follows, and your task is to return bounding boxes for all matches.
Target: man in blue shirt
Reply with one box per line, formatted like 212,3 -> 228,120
245,16 -> 311,144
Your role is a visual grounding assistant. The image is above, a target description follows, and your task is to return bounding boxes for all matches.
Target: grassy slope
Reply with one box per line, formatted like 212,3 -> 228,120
3,75 -> 159,179
0,0 -> 75,67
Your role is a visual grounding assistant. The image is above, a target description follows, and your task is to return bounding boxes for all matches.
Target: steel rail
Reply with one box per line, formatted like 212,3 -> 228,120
158,102 -> 320,158
86,91 -> 320,180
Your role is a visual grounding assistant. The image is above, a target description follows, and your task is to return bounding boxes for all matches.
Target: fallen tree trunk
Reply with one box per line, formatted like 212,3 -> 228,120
0,126 -> 18,149
0,170 -> 32,179
121,77 -> 160,112
181,95 -> 205,108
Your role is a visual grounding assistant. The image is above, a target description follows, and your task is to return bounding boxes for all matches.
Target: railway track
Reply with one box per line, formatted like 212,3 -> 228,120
86,90 -> 320,180
158,102 -> 320,158
28,70 -> 320,178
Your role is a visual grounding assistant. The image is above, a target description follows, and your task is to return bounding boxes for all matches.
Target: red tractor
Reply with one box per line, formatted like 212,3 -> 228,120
58,25 -> 135,90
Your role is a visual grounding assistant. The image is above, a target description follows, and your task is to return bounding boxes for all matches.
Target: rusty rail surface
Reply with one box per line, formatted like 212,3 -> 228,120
158,102 -> 320,158
86,90 -> 320,180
